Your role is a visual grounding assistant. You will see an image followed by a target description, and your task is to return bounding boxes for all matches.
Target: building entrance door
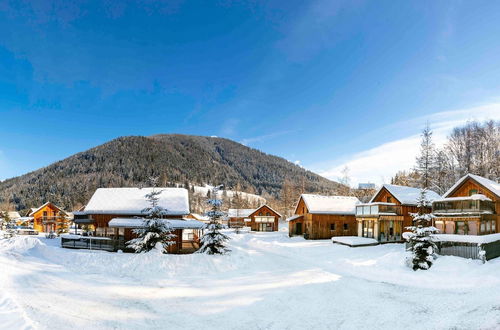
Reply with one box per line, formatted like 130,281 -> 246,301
295,223 -> 303,235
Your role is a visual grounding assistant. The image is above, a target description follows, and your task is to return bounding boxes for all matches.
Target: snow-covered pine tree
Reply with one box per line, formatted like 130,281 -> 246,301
410,188 -> 434,227
127,177 -> 176,253
405,225 -> 438,271
405,188 -> 438,270
198,185 -> 230,254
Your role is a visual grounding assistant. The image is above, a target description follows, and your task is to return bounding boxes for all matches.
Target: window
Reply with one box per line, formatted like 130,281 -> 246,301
469,189 -> 477,196
343,223 -> 348,230
387,196 -> 392,203
259,212 -> 263,216
266,212 -> 271,216
330,223 -> 336,231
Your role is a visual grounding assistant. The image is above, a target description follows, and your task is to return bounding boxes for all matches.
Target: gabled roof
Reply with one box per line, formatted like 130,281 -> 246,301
228,204 -> 282,218
370,184 -> 441,205
227,208 -> 255,218
295,194 -> 360,215
28,202 -> 68,216
443,174 -> 500,198
84,187 -> 190,215
249,204 -> 282,218
4,211 -> 21,219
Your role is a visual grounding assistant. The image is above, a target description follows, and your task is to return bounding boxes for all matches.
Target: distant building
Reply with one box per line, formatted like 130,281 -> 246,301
287,194 -> 360,239
27,202 -> 70,233
227,205 -> 281,232
358,183 -> 376,190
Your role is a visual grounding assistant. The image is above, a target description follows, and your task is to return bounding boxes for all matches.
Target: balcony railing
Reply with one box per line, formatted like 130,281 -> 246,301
41,216 -> 68,223
356,203 -> 402,216
432,199 -> 495,215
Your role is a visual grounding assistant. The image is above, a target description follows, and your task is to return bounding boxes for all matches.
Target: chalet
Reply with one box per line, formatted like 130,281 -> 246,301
68,187 -> 204,253
227,205 -> 281,232
355,184 -> 441,242
28,202 -> 70,233
432,174 -> 499,235
287,194 -> 360,239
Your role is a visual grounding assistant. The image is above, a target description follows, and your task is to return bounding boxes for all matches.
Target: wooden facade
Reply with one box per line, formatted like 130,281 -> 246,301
228,205 -> 281,232
356,187 -> 431,242
30,202 -> 70,233
82,213 -> 201,253
432,175 -> 499,235
288,196 -> 357,239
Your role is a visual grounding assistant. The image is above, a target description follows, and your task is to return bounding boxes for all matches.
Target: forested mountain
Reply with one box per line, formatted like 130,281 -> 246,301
0,134 -> 343,212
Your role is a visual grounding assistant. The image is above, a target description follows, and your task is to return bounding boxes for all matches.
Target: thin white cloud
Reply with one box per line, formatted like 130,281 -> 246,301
240,130 -> 295,146
315,102 -> 500,186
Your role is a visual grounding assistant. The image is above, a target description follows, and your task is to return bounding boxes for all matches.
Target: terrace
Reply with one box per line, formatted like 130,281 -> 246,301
355,203 -> 402,217
432,195 -> 495,216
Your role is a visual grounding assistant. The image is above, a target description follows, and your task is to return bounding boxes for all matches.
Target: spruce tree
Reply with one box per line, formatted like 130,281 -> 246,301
198,185 -> 230,254
405,225 -> 438,271
127,177 -> 176,253
415,122 -> 436,189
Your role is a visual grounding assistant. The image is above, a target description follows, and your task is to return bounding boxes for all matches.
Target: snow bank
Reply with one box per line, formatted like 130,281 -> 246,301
431,233 -> 500,244
331,236 -> 378,246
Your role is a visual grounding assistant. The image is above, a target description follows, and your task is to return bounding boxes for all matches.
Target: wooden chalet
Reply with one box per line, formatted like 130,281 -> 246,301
227,205 -> 281,232
287,194 -> 360,239
28,202 -> 70,233
67,187 -> 204,253
432,174 -> 499,235
355,184 -> 440,242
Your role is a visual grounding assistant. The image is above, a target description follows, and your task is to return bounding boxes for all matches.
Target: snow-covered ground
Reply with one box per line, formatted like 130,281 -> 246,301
1,231 -> 499,330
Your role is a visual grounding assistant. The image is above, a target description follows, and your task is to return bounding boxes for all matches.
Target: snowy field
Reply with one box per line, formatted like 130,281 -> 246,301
1,230 -> 499,330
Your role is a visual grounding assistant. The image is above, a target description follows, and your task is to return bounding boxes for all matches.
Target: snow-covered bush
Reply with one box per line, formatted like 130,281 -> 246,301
198,185 -> 230,255
405,225 -> 439,271
127,178 -> 176,253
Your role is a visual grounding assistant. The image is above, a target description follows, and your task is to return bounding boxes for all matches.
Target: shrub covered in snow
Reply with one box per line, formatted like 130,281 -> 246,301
198,185 -> 230,255
127,178 -> 176,253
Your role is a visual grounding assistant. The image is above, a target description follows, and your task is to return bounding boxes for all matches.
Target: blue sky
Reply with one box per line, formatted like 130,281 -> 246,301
1,0 -> 500,183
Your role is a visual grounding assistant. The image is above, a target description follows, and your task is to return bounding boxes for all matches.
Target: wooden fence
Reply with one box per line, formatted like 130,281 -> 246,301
407,239 -> 500,261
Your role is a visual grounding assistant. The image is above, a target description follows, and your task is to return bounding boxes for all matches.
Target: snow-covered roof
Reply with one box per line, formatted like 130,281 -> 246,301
443,174 -> 500,198
84,188 -> 190,215
28,202 -> 68,216
227,209 -> 255,218
370,184 -> 441,205
8,212 -> 21,219
286,215 -> 303,222
433,194 -> 492,203
108,217 -> 204,229
298,194 -> 360,215
189,213 -> 210,221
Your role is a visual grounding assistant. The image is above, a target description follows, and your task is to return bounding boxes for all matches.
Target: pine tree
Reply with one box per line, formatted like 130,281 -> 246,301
405,225 -> 438,271
127,177 -> 176,253
410,188 -> 434,227
405,188 -> 438,270
415,123 -> 436,189
198,185 -> 230,254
